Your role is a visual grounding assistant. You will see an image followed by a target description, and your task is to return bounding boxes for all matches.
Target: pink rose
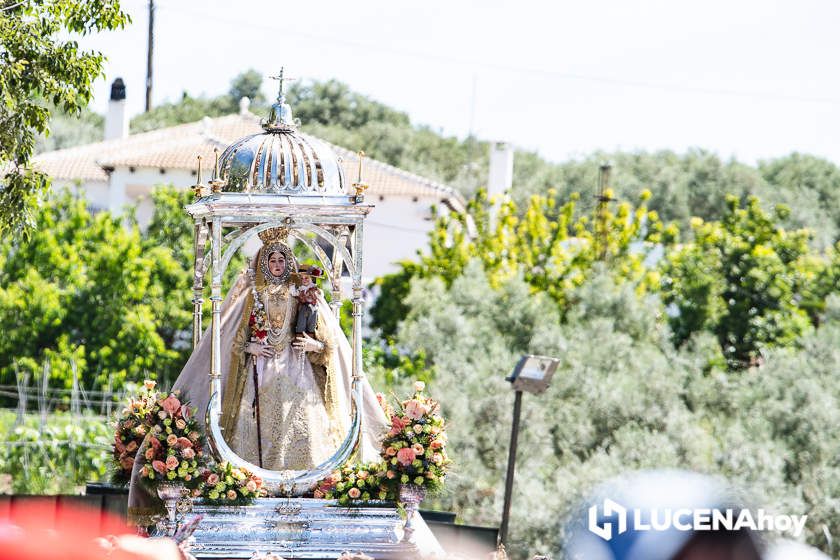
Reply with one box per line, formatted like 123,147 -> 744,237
166,434 -> 178,446
385,470 -> 396,480
175,419 -> 187,430
246,480 -> 257,493
114,435 -> 126,454
313,489 -> 324,499
385,446 -> 397,457
189,431 -> 200,442
182,447 -> 195,460
396,447 -> 417,467
413,424 -> 424,434
176,437 -> 193,449
140,466 -> 149,478
152,460 -> 167,474
357,470 -> 369,480
120,456 -> 135,470
165,456 -> 179,470
404,400 -> 429,420
348,487 -> 361,499
207,473 -> 220,486
143,380 -> 156,390
125,440 -> 138,453
411,443 -> 424,455
161,395 -> 181,416
226,490 -> 237,500
144,447 -> 156,460
430,439 -> 443,450
184,474 -> 192,482
432,453 -> 443,465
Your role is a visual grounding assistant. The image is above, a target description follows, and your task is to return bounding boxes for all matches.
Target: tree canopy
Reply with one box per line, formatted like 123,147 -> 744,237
0,0 -> 129,236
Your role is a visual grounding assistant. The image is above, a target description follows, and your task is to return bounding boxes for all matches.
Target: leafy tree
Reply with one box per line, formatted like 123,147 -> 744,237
370,188 -> 675,334
391,263 -> 840,558
35,103 -> 103,154
661,195 -> 834,367
228,68 -> 265,105
0,0 -> 129,236
130,69 -> 268,133
0,191 -> 190,394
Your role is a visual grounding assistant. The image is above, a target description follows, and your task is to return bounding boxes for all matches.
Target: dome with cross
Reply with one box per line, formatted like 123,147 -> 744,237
217,69 -> 347,195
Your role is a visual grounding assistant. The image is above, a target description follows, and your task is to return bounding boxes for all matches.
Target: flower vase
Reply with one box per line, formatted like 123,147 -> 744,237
398,483 -> 426,543
156,482 -> 186,537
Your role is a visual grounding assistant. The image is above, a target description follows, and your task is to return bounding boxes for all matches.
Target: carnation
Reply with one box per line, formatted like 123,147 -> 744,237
396,447 -> 417,467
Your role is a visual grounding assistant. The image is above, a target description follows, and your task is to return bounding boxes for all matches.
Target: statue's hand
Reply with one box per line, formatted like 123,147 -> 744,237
292,333 -> 324,353
245,342 -> 274,358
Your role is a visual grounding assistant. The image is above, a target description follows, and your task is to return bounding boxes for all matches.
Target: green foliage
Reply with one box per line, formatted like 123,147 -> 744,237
35,103 -> 103,154
0,0 -> 129,236
370,188 -> 674,335
0,410 -> 110,494
130,69 -> 267,133
0,191 -> 190,394
662,195 -> 835,367
391,264 -> 840,558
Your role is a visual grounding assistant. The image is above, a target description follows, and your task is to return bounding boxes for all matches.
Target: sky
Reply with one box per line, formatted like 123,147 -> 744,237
77,0 -> 840,166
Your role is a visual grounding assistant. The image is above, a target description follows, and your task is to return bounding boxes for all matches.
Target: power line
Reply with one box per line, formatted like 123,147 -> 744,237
160,4 -> 840,107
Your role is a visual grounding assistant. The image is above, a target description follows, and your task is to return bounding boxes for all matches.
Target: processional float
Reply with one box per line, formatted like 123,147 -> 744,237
172,70 -> 441,559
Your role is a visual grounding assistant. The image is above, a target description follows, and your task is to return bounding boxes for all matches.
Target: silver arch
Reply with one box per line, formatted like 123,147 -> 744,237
204,218 -> 364,495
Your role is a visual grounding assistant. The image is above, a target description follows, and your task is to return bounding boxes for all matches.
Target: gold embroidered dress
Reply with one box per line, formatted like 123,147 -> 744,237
220,244 -> 343,470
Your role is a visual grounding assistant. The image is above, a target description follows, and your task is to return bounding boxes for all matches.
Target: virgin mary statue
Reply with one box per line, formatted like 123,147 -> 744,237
128,228 -> 387,519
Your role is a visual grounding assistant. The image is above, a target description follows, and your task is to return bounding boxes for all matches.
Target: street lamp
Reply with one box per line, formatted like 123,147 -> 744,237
498,354 -> 561,548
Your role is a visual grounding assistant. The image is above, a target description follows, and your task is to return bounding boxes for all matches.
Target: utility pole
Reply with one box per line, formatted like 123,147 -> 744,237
145,0 -> 155,112
595,162 -> 614,261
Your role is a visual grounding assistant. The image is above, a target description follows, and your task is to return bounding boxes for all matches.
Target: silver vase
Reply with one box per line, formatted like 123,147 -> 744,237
398,483 -> 426,543
156,482 -> 186,536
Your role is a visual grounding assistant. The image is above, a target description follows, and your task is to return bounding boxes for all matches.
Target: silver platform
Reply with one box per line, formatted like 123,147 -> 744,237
175,498 -> 444,559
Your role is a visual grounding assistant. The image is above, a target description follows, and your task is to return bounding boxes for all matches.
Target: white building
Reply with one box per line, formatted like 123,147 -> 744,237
33,81 -> 466,281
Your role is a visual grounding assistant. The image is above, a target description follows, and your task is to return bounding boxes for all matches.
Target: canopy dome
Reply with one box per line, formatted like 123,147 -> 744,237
217,71 -> 346,195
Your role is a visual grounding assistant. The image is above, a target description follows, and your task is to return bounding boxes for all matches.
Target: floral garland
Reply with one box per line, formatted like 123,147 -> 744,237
380,381 -> 449,492
315,381 -> 450,505
138,391 -> 207,488
315,462 -> 391,505
112,380 -> 160,484
248,270 -> 269,343
197,461 -> 265,505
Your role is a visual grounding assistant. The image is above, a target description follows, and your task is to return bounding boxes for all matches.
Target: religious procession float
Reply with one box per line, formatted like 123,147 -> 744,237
112,70 -> 450,559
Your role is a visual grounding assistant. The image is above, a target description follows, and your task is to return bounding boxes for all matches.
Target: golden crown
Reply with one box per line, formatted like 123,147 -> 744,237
258,227 -> 289,244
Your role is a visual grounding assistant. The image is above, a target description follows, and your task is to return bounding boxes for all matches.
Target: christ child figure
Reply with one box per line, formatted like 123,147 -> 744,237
294,264 -> 323,337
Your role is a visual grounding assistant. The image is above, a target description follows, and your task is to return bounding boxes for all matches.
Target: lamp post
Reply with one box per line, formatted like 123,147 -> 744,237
498,354 -> 560,549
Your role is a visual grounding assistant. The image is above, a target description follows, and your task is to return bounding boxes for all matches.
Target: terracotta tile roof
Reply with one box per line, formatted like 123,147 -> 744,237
33,113 -> 465,208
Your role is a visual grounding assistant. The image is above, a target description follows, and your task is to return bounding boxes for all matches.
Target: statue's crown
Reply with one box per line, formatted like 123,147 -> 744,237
258,227 -> 289,244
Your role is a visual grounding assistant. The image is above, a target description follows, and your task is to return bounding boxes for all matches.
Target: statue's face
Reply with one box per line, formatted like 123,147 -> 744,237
268,252 -> 286,277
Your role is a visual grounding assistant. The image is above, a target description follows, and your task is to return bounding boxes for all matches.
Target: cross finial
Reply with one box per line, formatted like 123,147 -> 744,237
269,68 -> 297,103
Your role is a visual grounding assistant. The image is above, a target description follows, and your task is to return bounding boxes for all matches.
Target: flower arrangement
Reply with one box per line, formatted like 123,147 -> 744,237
138,390 -> 206,488
112,380 -> 161,484
315,462 -> 390,505
314,381 -> 450,506
380,381 -> 449,492
198,461 -> 265,505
